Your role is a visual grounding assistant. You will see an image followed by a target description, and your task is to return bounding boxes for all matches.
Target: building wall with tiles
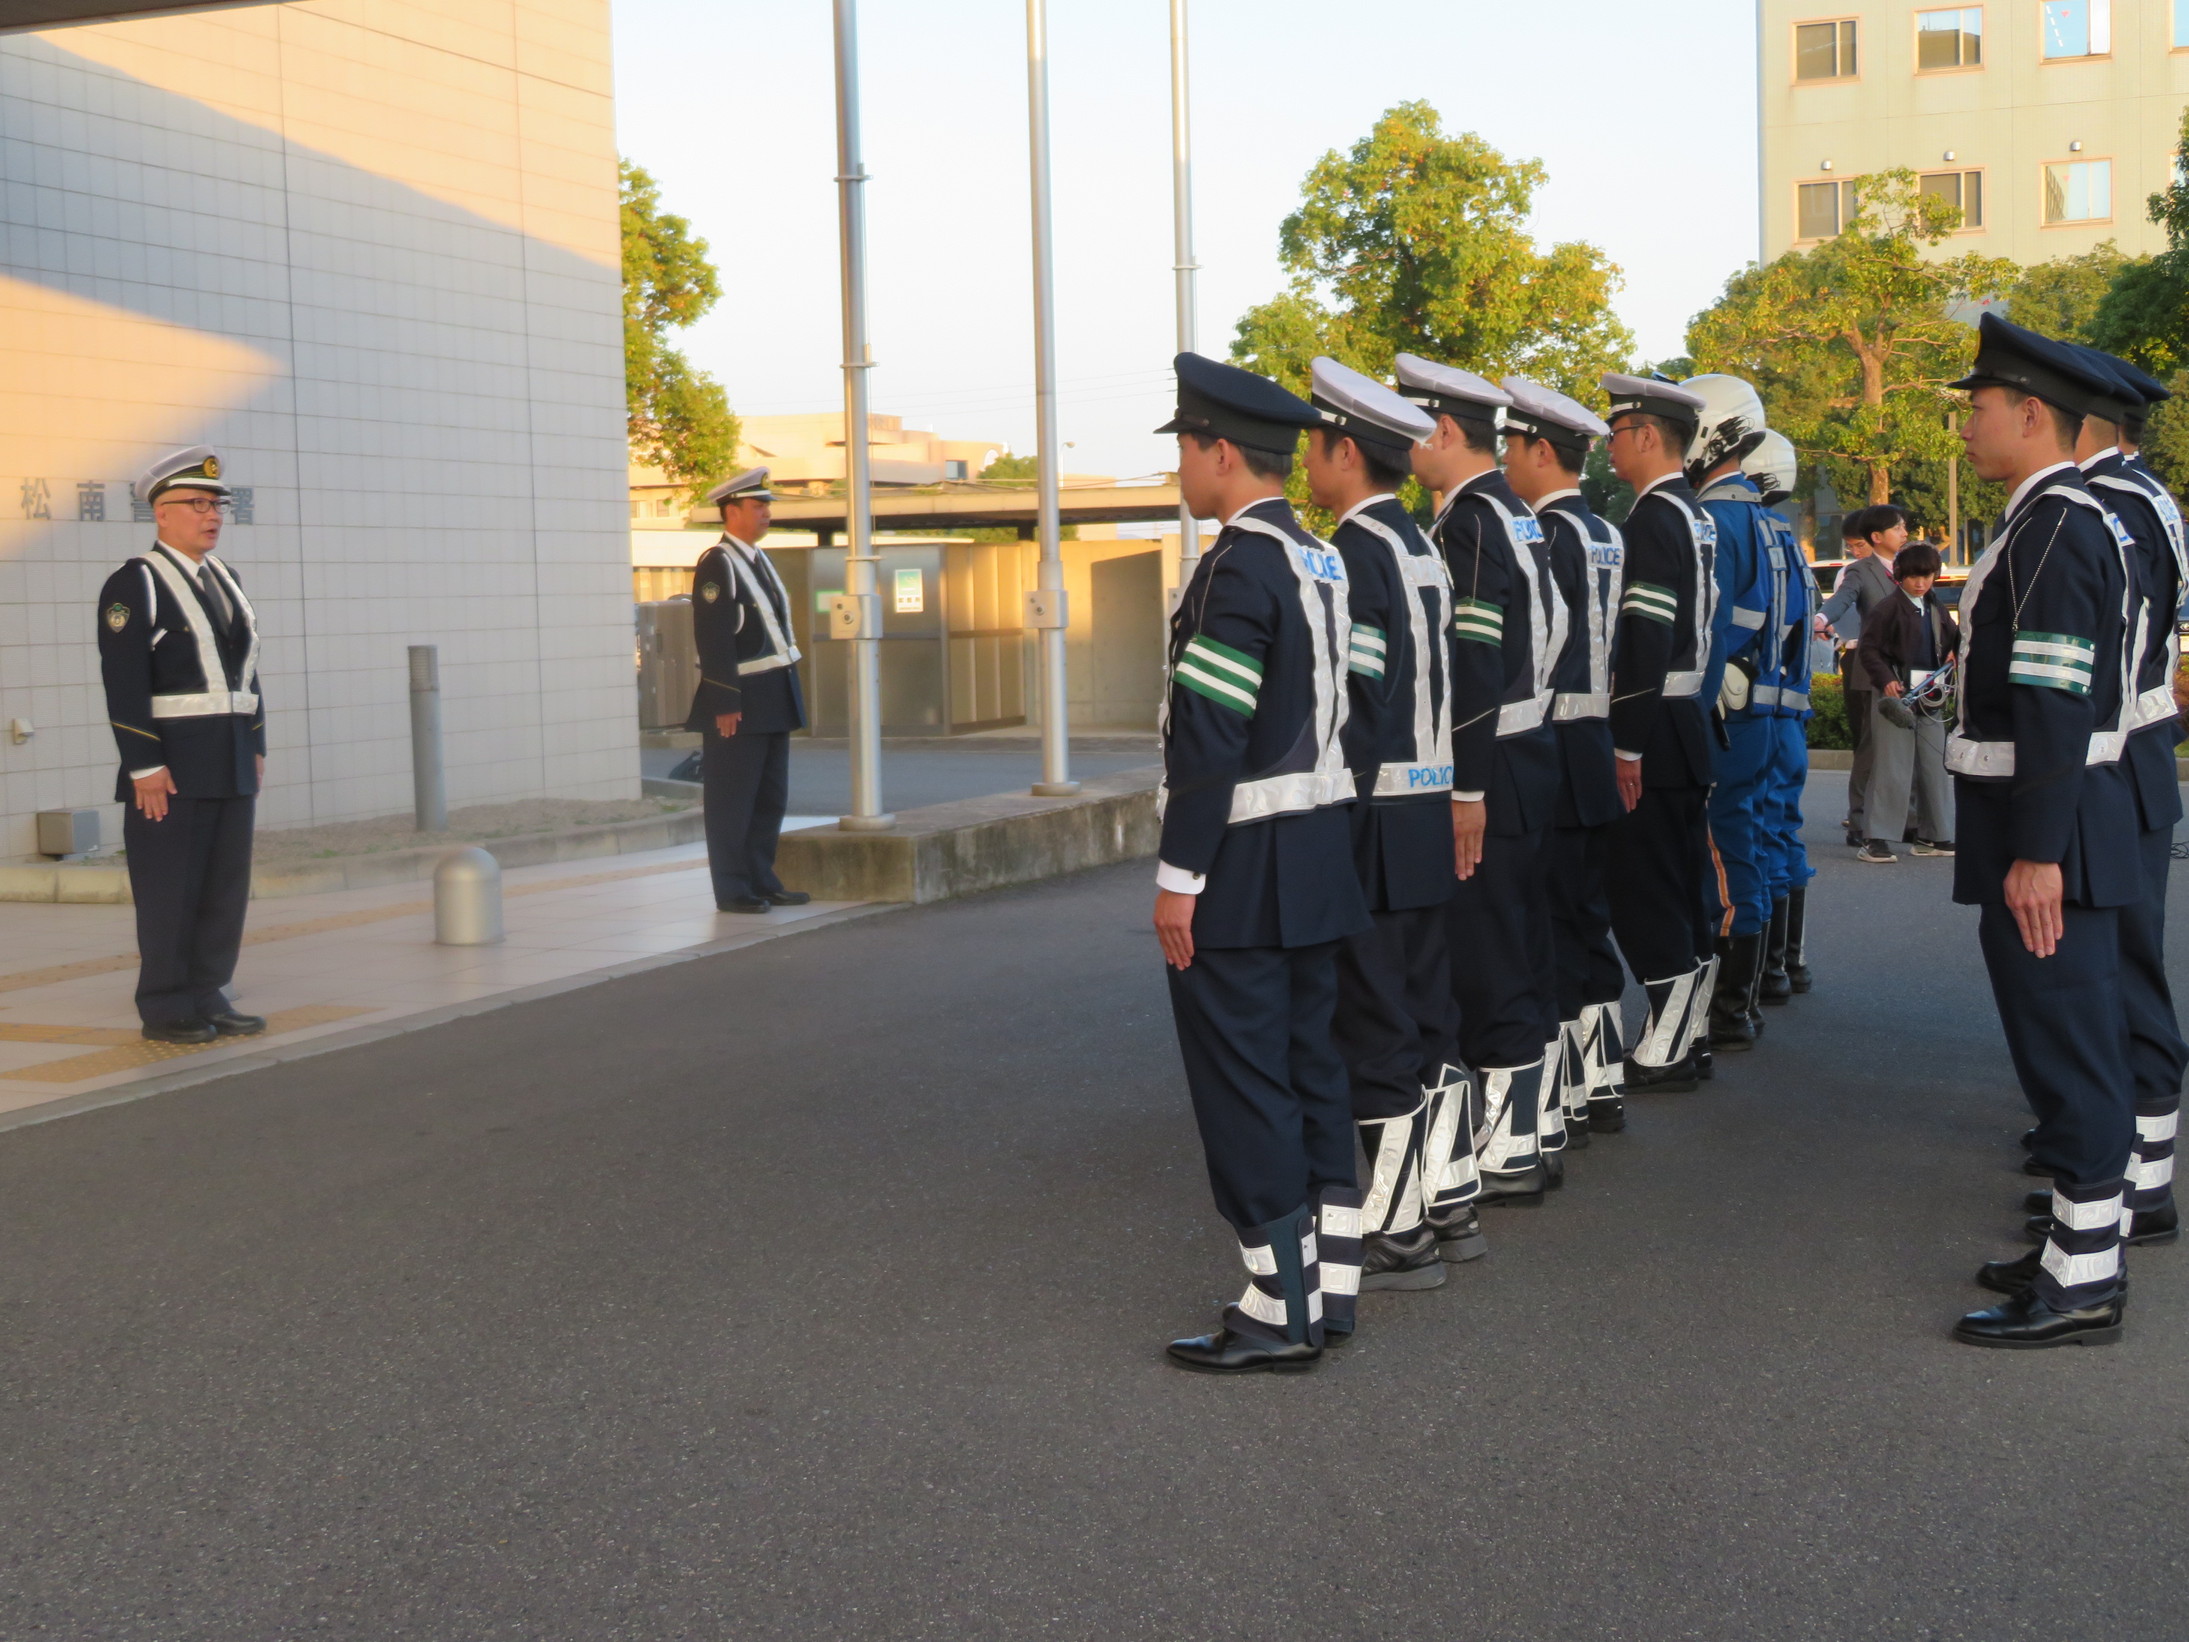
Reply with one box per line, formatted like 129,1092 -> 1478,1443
0,0 -> 636,858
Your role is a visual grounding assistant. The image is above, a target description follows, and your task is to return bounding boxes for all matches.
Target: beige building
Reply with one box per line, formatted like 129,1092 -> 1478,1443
0,1 -> 635,859
628,415 -> 1013,523
1759,1 -> 2189,263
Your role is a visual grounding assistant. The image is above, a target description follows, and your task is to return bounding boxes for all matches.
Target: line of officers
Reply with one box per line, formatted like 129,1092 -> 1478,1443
1150,311 -> 2187,1372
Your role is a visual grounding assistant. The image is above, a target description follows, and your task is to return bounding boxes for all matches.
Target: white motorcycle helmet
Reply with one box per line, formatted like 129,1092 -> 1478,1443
1678,372 -> 1769,483
1742,430 -> 1798,506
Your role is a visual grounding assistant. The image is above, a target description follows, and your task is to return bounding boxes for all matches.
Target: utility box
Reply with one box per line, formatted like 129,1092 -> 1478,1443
635,599 -> 699,730
36,808 -> 100,859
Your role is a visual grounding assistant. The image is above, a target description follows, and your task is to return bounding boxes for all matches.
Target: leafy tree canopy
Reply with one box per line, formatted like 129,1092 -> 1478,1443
622,161 -> 740,492
1230,102 -> 1634,406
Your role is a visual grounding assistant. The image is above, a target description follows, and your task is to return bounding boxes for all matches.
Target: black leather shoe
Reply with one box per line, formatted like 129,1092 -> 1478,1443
1361,1225 -> 1448,1291
2025,1204 -> 2180,1246
1588,1096 -> 1626,1133
141,1019 -> 215,1045
1694,1044 -> 1716,1080
1542,1152 -> 1566,1190
1425,1202 -> 1488,1262
1165,1328 -> 1320,1373
1953,1287 -> 2124,1348
718,896 -> 773,913
1978,1247 -> 2134,1298
2021,1155 -> 2055,1178
2021,1126 -> 2039,1153
204,1010 -> 265,1037
1564,1115 -> 1592,1149
1625,1054 -> 1699,1094
1478,1165 -> 1547,1208
766,889 -> 812,906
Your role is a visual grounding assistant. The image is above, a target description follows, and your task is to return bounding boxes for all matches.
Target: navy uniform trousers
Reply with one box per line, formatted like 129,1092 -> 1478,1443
1334,906 -> 1454,1122
1448,827 -> 1557,1068
702,728 -> 790,905
125,794 -> 254,1026
1607,783 -> 1709,984
2122,729 -> 2189,1217
1545,821 -> 1624,1018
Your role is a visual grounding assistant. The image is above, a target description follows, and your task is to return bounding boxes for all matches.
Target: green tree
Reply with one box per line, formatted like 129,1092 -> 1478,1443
622,161 -> 740,492
1229,102 -> 1634,405
2086,110 -> 2189,490
2009,242 -> 2132,342
978,453 -> 1039,485
1686,170 -> 2017,509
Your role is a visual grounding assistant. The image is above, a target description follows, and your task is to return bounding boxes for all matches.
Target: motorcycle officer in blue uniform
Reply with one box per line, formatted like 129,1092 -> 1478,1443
1946,314 -> 2144,1349
1741,432 -> 1819,1006
1681,374 -> 1777,1054
1304,357 -> 1472,1285
1151,353 -> 1371,1375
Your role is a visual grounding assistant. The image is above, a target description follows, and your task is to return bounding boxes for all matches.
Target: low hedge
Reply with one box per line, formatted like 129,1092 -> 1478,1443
1806,672 -> 1852,751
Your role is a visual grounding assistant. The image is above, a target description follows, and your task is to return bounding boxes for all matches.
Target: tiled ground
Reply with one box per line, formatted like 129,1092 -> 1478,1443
0,827 -> 860,1120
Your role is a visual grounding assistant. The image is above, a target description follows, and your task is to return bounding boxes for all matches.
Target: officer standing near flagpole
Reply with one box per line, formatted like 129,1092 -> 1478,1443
1152,353 -> 1369,1374
1303,357 -> 1469,1285
1946,314 -> 2143,1347
1597,375 -> 1718,1093
1499,378 -> 1630,1140
685,468 -> 812,914
96,446 -> 267,1045
1397,356 -> 1566,1211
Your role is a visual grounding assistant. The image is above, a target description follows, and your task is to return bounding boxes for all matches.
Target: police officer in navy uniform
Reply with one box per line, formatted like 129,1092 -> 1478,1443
1397,356 -> 1567,1216
1946,314 -> 2143,1347
1741,432 -> 1820,1006
1153,353 -> 1370,1374
96,446 -> 267,1044
1303,357 -> 1466,1288
1499,378 -> 1631,1141
1597,375 -> 1719,1093
2056,347 -> 2186,1248
686,468 -> 811,914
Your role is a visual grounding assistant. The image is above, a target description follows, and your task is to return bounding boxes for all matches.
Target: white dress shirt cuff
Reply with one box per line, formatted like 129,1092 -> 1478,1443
1614,749 -> 1643,763
1451,790 -> 1485,803
129,765 -> 167,780
1155,860 -> 1206,895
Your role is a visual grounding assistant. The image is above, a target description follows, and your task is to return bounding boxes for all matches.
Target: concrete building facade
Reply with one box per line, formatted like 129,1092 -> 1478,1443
0,0 -> 635,860
1759,0 -> 2189,263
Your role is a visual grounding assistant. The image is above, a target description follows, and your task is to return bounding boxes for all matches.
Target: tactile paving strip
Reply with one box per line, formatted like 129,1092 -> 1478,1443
0,1006 -> 378,1083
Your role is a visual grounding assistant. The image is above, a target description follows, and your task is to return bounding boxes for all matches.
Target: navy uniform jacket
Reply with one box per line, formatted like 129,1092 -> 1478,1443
684,536 -> 806,735
1948,464 -> 2139,908
1608,474 -> 1716,789
1430,469 -> 1560,835
1331,493 -> 1458,912
1161,497 -> 1369,950
2083,449 -> 2186,836
1537,491 -> 1624,828
96,542 -> 264,802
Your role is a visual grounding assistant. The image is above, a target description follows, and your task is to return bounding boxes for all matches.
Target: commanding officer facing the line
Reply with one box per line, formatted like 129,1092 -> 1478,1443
1945,314 -> 2142,1348
1599,375 -> 1719,1093
1498,378 -> 1631,1141
1742,432 -> 1818,1005
685,468 -> 811,915
1304,357 -> 1467,1287
1153,353 -> 1369,1374
1399,356 -> 1566,1214
97,446 -> 267,1045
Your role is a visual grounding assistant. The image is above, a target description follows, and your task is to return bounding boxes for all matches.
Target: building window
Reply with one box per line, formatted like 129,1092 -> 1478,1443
1798,178 -> 1860,239
2043,158 -> 2112,223
945,459 -> 967,480
2040,0 -> 2109,59
2176,0 -> 2189,47
1920,169 -> 1985,228
1917,8 -> 1983,69
1794,18 -> 1859,79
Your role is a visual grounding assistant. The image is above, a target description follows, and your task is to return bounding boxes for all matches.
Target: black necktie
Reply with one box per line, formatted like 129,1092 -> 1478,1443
199,563 -> 234,633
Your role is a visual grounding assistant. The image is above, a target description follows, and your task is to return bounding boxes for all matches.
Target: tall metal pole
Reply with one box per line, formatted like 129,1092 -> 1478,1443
1026,0 -> 1077,796
1169,0 -> 1200,585
833,0 -> 891,830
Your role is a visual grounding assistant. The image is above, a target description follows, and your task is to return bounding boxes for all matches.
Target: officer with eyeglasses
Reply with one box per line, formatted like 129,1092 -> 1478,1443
96,446 -> 267,1045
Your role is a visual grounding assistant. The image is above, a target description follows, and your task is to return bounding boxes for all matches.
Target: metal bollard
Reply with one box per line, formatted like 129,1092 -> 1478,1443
434,847 -> 503,945
409,644 -> 447,832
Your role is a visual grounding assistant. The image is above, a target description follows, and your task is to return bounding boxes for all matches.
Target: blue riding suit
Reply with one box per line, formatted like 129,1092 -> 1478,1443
1753,508 -> 1815,901
1696,470 -> 1779,939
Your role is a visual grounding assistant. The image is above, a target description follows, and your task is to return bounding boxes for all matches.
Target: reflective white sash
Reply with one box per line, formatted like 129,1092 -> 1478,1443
1478,492 -> 1559,736
1225,515 -> 1353,823
1550,503 -> 1622,724
1350,511 -> 1456,799
724,541 -> 802,675
138,547 -> 259,719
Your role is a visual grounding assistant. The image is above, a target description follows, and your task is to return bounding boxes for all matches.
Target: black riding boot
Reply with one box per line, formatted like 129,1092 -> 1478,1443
1758,895 -> 1792,1004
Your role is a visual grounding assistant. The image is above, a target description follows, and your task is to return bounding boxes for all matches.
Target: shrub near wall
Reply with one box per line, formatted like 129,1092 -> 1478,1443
1807,673 -> 1852,750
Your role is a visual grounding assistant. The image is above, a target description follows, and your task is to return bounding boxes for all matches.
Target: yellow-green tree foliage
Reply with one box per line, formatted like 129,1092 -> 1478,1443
622,161 -> 740,494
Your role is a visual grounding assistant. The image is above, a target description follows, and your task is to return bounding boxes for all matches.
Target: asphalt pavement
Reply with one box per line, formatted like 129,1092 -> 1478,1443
4,771 -> 2188,1639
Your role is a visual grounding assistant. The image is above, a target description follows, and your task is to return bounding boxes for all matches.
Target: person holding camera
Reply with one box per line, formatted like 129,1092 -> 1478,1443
1854,542 -> 1957,864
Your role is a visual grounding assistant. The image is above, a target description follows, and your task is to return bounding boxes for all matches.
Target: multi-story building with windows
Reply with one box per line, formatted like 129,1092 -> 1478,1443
1759,1 -> 2189,262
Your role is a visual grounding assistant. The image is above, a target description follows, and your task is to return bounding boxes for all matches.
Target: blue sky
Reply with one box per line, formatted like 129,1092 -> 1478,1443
612,0 -> 1759,479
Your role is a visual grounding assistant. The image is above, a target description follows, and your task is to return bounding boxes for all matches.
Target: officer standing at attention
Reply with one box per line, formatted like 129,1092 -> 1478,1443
1682,375 -> 1776,1053
97,446 -> 266,1045
1498,378 -> 1630,1142
2055,348 -> 2186,1248
1152,353 -> 1369,1374
1598,375 -> 1718,1093
1945,314 -> 2142,1348
1303,357 -> 1469,1285
685,468 -> 811,914
1741,432 -> 1819,1005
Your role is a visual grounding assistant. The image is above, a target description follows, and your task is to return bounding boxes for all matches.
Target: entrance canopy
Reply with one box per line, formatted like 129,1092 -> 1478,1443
0,1 -> 275,34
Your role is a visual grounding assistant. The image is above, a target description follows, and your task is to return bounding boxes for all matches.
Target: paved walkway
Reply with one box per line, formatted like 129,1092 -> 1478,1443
3,774 -> 2186,1636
